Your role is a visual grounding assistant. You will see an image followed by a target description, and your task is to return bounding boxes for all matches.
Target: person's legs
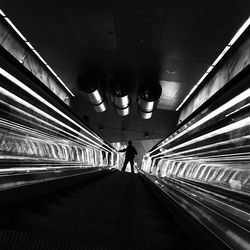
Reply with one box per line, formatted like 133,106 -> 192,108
129,158 -> 134,173
121,158 -> 129,172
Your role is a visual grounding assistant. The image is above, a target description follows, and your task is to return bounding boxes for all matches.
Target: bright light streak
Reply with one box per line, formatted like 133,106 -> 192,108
166,151 -> 250,161
226,230 -> 250,250
0,67 -> 115,152
225,103 -> 250,117
0,86 -> 113,153
206,66 -> 214,73
176,72 -> 209,111
153,117 -> 250,157
46,65 -> 58,77
228,16 -> 250,46
176,16 -> 250,111
0,117 -> 106,154
2,12 -> 74,96
4,17 -> 27,41
33,50 -> 47,64
150,88 -> 250,155
169,149 -> 250,162
0,9 -> 6,16
25,42 -> 34,50
0,109 -> 102,152
56,76 -> 75,97
0,167 -> 48,172
212,46 -> 230,66
162,136 -> 250,158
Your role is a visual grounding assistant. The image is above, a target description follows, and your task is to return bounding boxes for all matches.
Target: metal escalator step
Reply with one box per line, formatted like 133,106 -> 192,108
0,229 -> 84,250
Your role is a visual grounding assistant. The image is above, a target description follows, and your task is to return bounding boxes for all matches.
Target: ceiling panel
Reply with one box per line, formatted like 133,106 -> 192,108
65,7 -> 117,52
59,0 -> 112,10
220,0 -> 250,28
160,40 -> 207,62
167,0 -> 232,23
115,13 -> 164,56
117,54 -> 159,77
162,20 -> 216,42
112,0 -> 168,18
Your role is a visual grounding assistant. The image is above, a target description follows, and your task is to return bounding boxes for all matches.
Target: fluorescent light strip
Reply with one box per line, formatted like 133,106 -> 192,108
55,76 -> 75,96
33,50 -> 47,64
0,87 -> 113,153
150,88 -> 250,155
45,65 -> 75,97
0,167 -> 48,172
206,66 -> 214,73
0,9 -> 6,16
153,117 -> 250,157
45,64 -> 58,77
0,117 -> 61,142
174,155 -> 250,162
229,16 -> 250,46
1,12 -> 74,96
161,136 -> 250,159
225,102 -> 250,117
212,46 -> 230,66
0,109 -> 72,142
176,16 -> 250,111
176,72 -> 209,111
201,152 -> 250,158
168,154 -> 250,163
4,17 -> 27,41
168,146 -> 250,161
0,67 -> 115,152
25,41 -> 34,50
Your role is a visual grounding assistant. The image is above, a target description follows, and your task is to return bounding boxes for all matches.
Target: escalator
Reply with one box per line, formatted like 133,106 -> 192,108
0,172 -> 198,250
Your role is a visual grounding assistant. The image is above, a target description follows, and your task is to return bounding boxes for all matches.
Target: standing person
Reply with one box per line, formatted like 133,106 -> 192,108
119,141 -> 137,173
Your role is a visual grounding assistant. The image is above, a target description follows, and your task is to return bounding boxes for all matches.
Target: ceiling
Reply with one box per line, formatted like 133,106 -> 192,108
1,0 -> 250,144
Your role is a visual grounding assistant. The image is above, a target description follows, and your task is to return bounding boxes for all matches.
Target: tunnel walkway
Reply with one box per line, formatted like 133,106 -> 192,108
0,172 -> 197,249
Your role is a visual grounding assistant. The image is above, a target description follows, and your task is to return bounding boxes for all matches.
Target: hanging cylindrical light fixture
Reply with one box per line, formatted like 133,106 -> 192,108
137,81 -> 162,119
110,75 -> 131,116
77,72 -> 107,112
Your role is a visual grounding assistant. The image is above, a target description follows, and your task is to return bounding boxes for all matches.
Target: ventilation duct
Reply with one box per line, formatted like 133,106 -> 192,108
137,82 -> 162,119
110,75 -> 131,116
77,72 -> 107,112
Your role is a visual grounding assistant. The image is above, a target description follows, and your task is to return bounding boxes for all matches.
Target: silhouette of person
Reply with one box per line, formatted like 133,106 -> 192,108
119,141 -> 137,173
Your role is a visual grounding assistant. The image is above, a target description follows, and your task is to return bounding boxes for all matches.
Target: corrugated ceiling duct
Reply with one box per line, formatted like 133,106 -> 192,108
110,75 -> 131,116
77,72 -> 107,112
137,81 -> 162,119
